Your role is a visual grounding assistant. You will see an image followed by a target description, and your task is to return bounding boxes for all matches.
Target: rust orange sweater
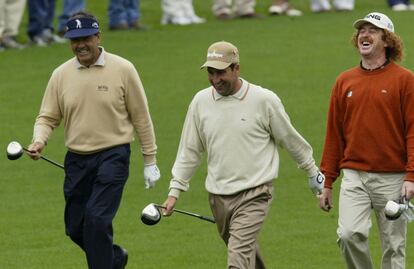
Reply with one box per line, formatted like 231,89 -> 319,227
321,62 -> 414,188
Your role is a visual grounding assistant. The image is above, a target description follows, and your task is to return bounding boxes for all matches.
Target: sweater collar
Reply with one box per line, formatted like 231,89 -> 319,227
359,58 -> 390,72
212,78 -> 249,101
75,46 -> 105,69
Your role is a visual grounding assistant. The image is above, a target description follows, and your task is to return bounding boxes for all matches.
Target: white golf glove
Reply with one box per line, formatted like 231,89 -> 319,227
144,164 -> 161,189
308,171 -> 325,195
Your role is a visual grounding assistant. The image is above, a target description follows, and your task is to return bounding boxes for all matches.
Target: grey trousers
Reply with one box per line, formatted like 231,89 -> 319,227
209,182 -> 273,269
337,169 -> 406,269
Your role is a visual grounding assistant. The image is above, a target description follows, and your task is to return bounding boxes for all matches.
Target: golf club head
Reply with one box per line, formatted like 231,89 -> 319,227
141,203 -> 161,225
385,200 -> 403,220
385,197 -> 414,222
6,141 -> 24,160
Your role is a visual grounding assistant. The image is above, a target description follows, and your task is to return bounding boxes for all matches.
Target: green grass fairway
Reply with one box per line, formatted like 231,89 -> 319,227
1,1 -> 413,268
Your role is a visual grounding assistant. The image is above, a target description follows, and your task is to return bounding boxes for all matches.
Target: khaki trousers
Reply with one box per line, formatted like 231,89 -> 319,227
209,182 -> 273,269
212,0 -> 256,16
0,0 -> 26,38
337,169 -> 406,269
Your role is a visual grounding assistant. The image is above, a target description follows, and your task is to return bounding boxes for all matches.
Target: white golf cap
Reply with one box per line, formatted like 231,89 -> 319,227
353,12 -> 394,33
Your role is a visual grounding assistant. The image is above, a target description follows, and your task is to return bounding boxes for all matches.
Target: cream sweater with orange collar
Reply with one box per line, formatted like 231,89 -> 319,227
33,48 -> 157,164
169,78 -> 318,197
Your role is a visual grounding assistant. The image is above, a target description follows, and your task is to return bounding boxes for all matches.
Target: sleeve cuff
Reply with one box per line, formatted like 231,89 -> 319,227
143,154 -> 156,165
324,177 -> 334,189
305,165 -> 319,178
404,172 -> 414,182
168,188 -> 182,198
32,138 -> 47,145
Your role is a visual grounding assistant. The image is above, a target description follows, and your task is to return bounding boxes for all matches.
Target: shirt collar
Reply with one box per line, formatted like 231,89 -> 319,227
75,46 -> 105,69
359,58 -> 390,72
212,78 -> 249,101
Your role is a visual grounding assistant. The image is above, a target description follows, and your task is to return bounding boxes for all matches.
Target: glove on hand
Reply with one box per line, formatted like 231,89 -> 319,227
309,171 -> 325,195
144,164 -> 161,189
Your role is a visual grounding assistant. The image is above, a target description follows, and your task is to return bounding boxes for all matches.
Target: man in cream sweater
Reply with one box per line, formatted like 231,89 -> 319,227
162,41 -> 324,269
27,11 -> 160,269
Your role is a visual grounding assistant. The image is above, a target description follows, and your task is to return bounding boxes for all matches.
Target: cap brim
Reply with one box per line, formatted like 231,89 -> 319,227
64,29 -> 99,39
353,19 -> 370,29
353,19 -> 386,31
200,61 -> 232,70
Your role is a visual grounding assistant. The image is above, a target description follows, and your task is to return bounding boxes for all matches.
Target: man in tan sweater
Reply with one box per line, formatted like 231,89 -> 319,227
319,12 -> 414,269
26,11 -> 160,269
162,41 -> 324,269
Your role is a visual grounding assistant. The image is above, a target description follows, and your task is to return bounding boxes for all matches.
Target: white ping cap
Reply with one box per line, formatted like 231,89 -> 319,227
353,12 -> 394,33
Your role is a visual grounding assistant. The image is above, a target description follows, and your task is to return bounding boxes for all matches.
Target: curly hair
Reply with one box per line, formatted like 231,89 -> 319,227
351,29 -> 404,62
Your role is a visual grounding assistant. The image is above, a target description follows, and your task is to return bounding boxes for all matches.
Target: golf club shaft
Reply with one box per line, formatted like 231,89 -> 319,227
23,148 -> 64,169
173,208 -> 216,223
155,204 -> 215,224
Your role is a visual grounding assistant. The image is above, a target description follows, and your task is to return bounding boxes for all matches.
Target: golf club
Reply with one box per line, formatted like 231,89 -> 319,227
6,141 -> 64,169
385,197 -> 414,222
141,203 -> 216,225
141,203 -> 162,225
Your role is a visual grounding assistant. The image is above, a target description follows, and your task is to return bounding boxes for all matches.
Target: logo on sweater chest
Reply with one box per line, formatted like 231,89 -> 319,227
97,85 -> 109,91
346,88 -> 388,99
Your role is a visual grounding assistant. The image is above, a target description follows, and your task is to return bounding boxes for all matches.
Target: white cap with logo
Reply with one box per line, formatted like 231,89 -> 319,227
353,12 -> 394,33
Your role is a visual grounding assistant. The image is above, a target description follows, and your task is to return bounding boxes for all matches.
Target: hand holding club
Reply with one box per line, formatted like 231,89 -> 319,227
6,141 -> 64,169
162,196 -> 177,216
140,201 -> 215,225
319,188 -> 333,212
401,181 -> 414,200
27,142 -> 45,160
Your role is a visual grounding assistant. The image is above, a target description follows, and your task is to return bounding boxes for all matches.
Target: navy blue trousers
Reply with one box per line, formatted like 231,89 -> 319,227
108,0 -> 140,27
27,0 -> 55,38
388,0 -> 409,6
64,144 -> 130,269
57,0 -> 86,32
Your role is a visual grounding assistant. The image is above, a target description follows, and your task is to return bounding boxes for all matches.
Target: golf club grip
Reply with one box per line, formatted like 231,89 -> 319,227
23,148 -> 64,169
172,208 -> 216,224
198,215 -> 216,223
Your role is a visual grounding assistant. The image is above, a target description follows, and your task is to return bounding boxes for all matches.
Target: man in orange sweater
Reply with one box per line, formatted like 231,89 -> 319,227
319,12 -> 414,269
